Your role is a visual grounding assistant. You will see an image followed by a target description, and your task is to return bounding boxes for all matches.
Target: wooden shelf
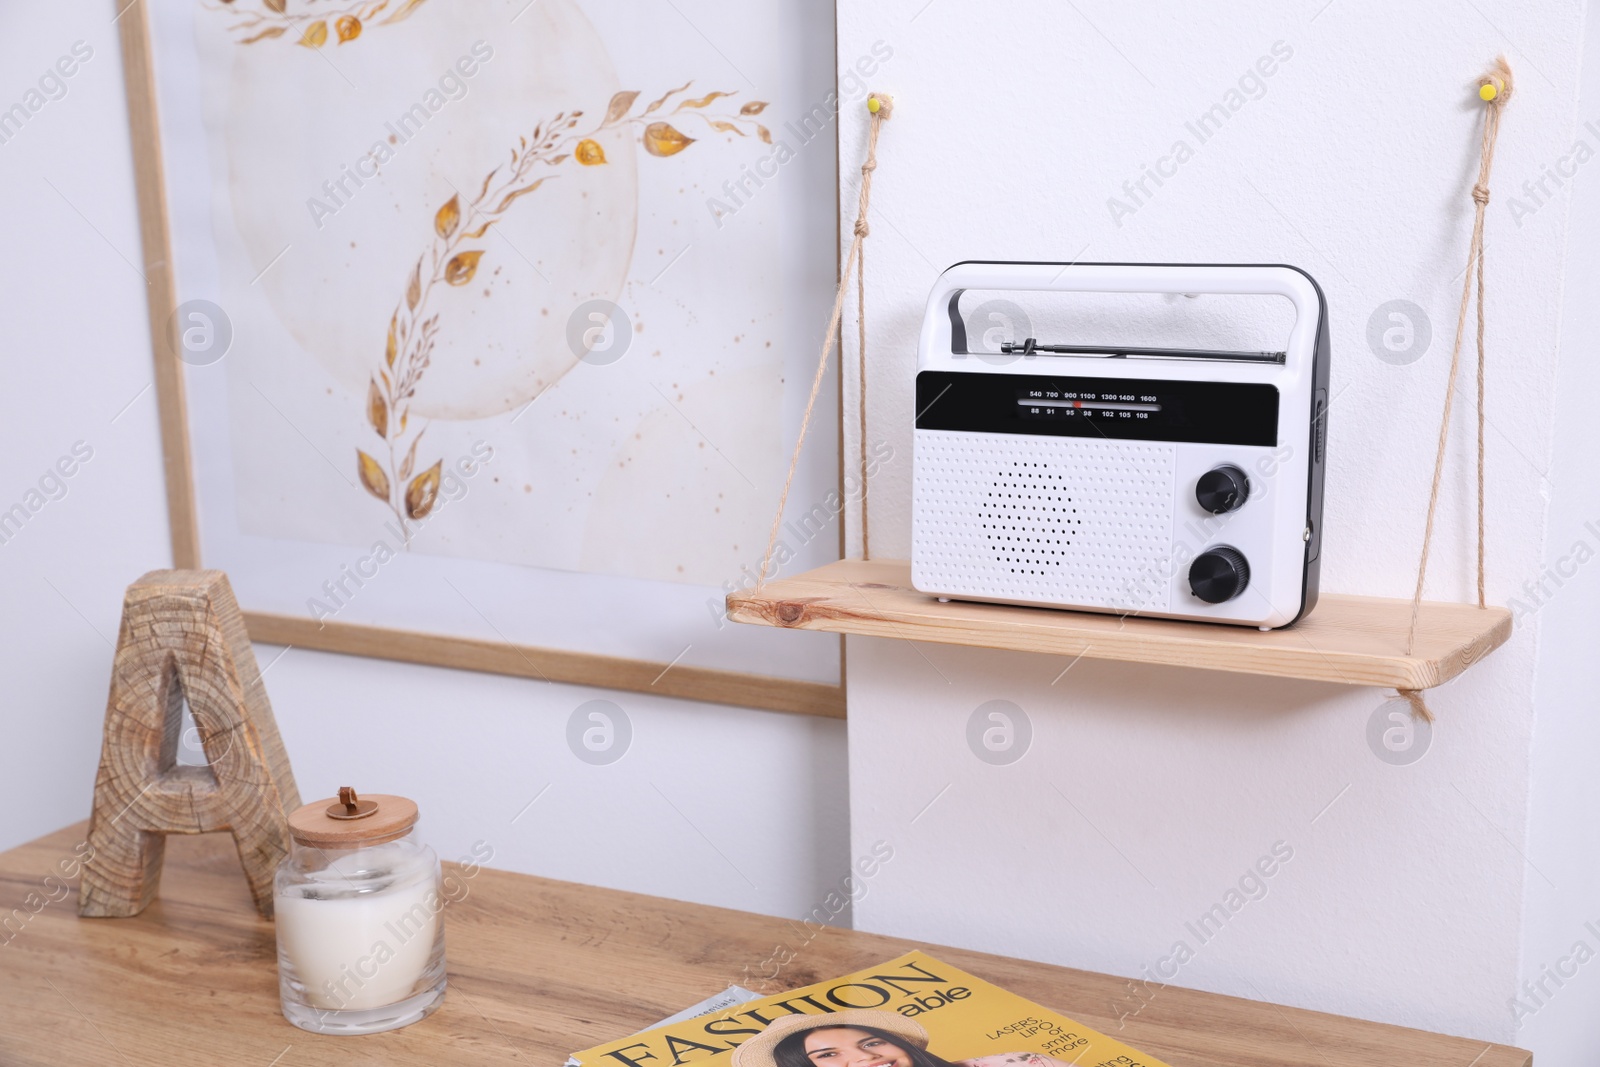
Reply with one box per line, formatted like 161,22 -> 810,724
727,559 -> 1510,691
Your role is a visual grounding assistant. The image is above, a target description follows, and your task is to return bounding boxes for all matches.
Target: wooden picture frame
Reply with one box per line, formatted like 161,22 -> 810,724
115,1 -> 845,719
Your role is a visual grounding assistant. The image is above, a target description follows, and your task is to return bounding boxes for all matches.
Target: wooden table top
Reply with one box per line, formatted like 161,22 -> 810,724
0,823 -> 1529,1066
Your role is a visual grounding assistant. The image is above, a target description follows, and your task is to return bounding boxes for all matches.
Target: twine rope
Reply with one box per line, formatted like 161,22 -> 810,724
757,94 -> 892,587
1399,58 -> 1512,721
858,226 -> 871,560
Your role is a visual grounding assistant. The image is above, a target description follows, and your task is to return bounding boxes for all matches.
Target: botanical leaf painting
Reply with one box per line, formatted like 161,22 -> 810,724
192,0 -> 822,603
210,0 -> 430,48
356,85 -> 770,528
163,0 -> 841,694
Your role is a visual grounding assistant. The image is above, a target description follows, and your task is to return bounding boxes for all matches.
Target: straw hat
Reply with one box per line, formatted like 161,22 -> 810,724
731,1010 -> 930,1067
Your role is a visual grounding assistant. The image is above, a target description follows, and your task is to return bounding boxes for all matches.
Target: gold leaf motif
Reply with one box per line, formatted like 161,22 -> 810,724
435,194 -> 461,238
740,101 -> 770,116
604,90 -> 640,125
444,250 -> 484,286
405,461 -> 442,520
239,25 -> 288,43
264,0 -> 286,12
575,139 -> 607,166
474,166 -> 500,204
756,125 -> 772,144
380,0 -> 430,24
357,450 -> 390,502
399,431 -> 423,481
643,81 -> 691,115
385,314 -> 397,367
335,15 -> 362,42
366,379 -> 388,438
678,91 -> 733,109
643,122 -> 695,157
707,120 -> 744,136
462,220 -> 495,240
492,178 -> 546,214
406,260 -> 421,310
297,21 -> 328,47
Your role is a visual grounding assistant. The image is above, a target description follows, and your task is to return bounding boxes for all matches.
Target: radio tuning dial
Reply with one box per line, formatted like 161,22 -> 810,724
1196,464 -> 1250,514
1189,546 -> 1250,604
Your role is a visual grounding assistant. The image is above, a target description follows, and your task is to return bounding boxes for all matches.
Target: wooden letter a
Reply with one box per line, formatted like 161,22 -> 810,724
79,570 -> 301,919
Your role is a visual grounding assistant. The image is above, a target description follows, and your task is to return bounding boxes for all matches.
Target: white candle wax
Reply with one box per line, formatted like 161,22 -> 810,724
276,846 -> 440,1011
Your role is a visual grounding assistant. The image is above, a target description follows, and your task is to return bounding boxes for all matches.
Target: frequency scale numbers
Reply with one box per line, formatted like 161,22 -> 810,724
1017,389 -> 1162,420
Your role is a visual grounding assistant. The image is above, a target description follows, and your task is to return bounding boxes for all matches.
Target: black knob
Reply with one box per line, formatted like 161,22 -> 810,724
1196,464 -> 1250,514
1189,546 -> 1250,604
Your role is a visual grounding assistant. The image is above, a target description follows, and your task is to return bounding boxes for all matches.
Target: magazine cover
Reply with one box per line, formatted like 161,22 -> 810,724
571,951 -> 1170,1067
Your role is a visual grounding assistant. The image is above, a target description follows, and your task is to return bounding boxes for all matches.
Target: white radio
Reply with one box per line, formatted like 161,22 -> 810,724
911,262 -> 1329,629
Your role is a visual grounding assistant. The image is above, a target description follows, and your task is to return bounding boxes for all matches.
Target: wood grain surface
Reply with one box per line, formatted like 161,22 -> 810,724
243,612 -> 847,719
727,559 -> 1511,691
0,823 -> 1529,1066
117,0 -> 198,570
79,571 -> 300,920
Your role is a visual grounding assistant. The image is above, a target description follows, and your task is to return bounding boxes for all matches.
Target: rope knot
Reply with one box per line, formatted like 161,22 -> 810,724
1478,56 -> 1514,107
853,218 -> 871,237
860,158 -> 878,174
1472,184 -> 1491,205
1397,689 -> 1435,723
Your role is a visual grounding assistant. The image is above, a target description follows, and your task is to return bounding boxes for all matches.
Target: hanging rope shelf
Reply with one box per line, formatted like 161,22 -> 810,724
735,74 -> 1514,699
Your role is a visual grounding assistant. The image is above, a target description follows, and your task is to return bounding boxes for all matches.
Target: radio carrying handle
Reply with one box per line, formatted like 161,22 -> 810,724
930,261 -> 1326,370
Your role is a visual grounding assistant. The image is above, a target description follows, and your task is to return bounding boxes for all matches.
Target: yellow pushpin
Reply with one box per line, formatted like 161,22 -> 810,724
868,96 -> 881,114
1479,82 -> 1499,101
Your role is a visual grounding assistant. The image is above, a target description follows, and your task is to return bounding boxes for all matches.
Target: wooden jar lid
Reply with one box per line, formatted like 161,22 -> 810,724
288,789 -> 419,847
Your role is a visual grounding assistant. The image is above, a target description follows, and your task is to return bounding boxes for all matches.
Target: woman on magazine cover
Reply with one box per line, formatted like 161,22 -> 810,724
731,1009 -> 1078,1067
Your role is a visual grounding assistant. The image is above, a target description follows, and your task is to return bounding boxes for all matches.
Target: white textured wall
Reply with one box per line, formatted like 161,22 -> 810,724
837,0 -> 1590,1054
1518,12 -> 1600,1062
0,1 -> 850,925
0,3 -> 170,854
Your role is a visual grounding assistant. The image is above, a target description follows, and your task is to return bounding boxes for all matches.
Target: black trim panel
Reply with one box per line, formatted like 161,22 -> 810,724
916,370 -> 1279,447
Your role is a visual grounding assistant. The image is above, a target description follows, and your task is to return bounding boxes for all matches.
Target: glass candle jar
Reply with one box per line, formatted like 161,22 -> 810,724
275,789 -> 447,1035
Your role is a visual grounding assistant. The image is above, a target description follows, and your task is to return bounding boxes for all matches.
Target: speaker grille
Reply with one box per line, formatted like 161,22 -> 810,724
915,430 -> 1178,611
981,463 -> 1083,575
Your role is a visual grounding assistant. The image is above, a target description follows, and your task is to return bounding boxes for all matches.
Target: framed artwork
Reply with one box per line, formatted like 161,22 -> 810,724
119,0 -> 845,716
